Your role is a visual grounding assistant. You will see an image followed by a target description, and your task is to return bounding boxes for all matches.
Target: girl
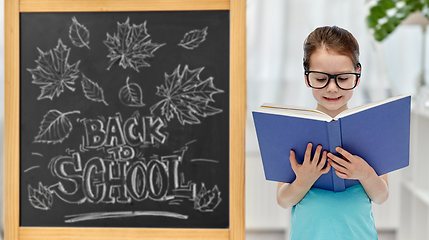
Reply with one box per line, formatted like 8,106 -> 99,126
276,26 -> 389,239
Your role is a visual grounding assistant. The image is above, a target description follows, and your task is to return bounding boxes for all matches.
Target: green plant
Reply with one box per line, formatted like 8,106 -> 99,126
366,0 -> 429,41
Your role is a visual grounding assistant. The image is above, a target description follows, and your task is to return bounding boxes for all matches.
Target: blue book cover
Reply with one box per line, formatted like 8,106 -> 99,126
252,95 -> 411,192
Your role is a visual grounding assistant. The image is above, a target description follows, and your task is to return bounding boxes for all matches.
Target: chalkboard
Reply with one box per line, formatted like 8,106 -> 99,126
19,11 -> 230,228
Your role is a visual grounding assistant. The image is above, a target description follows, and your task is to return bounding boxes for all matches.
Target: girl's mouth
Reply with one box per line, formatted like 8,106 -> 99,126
323,96 -> 342,102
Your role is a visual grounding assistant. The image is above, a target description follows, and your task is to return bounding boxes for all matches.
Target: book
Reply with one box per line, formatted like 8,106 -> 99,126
252,95 -> 411,192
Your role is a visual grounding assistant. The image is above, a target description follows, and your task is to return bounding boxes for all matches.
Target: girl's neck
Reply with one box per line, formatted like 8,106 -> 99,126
316,103 -> 348,118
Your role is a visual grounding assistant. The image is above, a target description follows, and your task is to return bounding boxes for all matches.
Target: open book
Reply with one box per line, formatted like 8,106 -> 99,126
252,95 -> 411,192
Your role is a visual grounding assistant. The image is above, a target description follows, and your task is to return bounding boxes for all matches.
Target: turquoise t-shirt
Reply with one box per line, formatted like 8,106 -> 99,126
289,184 -> 378,240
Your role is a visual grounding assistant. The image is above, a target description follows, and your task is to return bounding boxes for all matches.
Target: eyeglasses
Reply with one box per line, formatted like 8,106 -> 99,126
305,71 -> 361,90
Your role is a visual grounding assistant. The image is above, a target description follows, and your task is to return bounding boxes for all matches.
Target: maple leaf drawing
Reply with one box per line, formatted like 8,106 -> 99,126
150,65 -> 224,125
27,39 -> 81,100
103,18 -> 165,72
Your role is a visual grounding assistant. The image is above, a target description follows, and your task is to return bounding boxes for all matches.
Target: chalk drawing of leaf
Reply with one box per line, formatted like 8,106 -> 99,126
81,74 -> 108,106
69,16 -> 90,49
103,18 -> 165,72
119,77 -> 145,107
150,65 -> 224,125
178,27 -> 208,50
28,182 -> 53,210
34,109 -> 80,144
194,184 -> 221,212
27,39 -> 81,100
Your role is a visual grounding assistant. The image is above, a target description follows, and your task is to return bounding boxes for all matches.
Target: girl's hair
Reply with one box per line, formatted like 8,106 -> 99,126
303,26 -> 360,71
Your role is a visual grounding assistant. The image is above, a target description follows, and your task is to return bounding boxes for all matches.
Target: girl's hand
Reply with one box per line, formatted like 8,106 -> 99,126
290,143 -> 331,188
327,147 -> 375,180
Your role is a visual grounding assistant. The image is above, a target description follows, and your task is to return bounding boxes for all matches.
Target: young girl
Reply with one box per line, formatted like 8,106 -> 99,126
276,26 -> 389,239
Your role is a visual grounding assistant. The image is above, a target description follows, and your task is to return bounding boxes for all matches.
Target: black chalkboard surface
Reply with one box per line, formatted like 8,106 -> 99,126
20,11 -> 229,228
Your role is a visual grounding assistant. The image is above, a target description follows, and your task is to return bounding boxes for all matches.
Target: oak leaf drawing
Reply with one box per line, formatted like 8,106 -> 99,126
150,65 -> 224,125
34,109 -> 80,144
178,27 -> 208,49
103,18 -> 165,72
28,182 -> 53,210
69,16 -> 90,49
27,39 -> 81,100
81,74 -> 108,105
194,184 -> 221,212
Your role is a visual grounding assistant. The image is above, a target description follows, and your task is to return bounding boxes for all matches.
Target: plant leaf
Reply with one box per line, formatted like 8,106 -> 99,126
28,183 -> 53,210
34,109 -> 80,144
103,18 -> 165,72
369,5 -> 387,19
378,0 -> 395,10
81,73 -> 108,105
178,27 -> 208,50
119,77 -> 145,107
27,39 -> 80,100
150,65 -> 224,125
69,16 -> 90,49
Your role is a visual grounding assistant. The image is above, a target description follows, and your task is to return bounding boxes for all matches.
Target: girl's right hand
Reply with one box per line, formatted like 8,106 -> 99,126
289,143 -> 331,188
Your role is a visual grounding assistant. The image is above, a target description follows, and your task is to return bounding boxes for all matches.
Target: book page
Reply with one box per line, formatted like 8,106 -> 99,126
256,103 -> 332,121
334,95 -> 406,120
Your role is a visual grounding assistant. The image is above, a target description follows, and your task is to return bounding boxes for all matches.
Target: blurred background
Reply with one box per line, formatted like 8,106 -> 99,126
246,0 -> 429,239
2,0 -> 429,240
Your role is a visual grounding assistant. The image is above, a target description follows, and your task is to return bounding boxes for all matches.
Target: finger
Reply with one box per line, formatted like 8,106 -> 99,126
335,169 -> 349,179
327,153 -> 349,168
328,158 -> 348,174
312,145 -> 322,166
317,150 -> 327,169
322,162 -> 332,174
303,143 -> 312,165
321,161 -> 331,174
336,147 -> 355,162
289,150 -> 298,171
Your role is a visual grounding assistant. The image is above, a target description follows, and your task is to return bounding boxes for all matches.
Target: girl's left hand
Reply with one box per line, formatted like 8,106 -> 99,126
327,147 -> 375,180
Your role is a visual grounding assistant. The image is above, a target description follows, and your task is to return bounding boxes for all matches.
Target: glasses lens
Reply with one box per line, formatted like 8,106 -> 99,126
336,74 -> 357,89
308,72 -> 328,88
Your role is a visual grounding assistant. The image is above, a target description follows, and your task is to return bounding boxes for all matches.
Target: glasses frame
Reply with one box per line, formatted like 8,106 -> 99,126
304,71 -> 361,90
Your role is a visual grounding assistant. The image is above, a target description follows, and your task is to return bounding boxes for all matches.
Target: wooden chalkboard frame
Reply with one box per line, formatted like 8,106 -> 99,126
5,0 -> 246,239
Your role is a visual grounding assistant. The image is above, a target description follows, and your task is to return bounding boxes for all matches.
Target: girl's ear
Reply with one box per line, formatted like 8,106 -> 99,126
355,63 -> 361,87
304,74 -> 311,88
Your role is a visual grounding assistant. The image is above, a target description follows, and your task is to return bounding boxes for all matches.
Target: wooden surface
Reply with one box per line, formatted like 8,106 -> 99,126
20,0 -> 230,12
5,0 -> 246,239
5,0 -> 20,239
19,228 -> 230,240
229,0 -> 246,239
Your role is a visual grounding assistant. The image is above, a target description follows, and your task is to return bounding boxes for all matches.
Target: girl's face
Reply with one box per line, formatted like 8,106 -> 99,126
305,48 -> 360,117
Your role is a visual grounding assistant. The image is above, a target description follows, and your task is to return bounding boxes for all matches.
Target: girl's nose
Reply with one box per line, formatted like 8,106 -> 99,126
326,78 -> 339,92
